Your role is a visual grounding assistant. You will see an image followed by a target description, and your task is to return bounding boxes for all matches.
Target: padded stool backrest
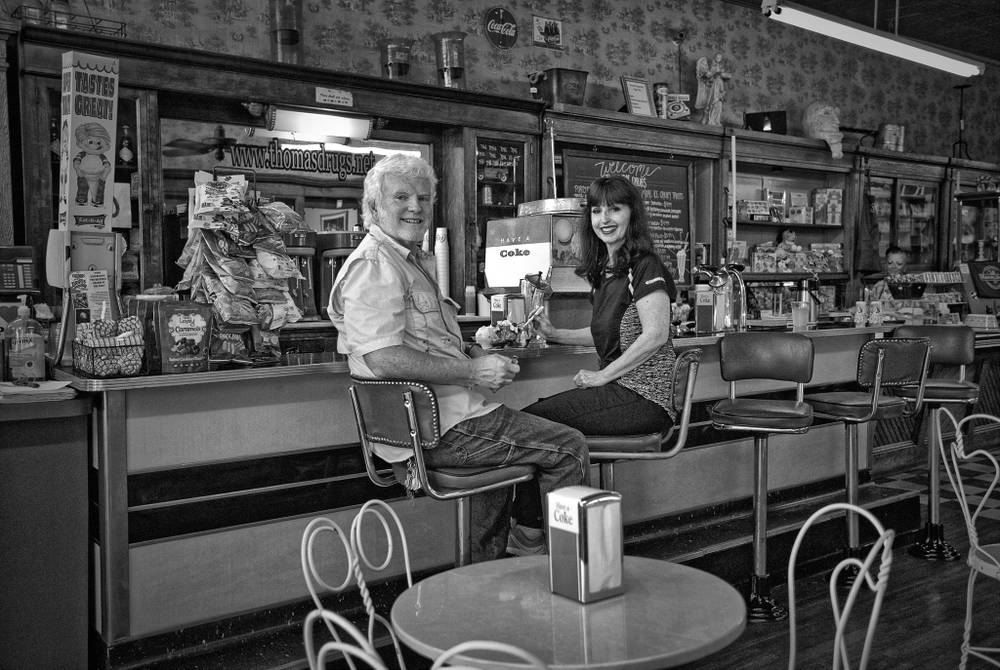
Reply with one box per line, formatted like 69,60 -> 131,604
350,379 -> 440,450
719,332 -> 814,383
894,325 -> 975,367
856,337 -> 931,389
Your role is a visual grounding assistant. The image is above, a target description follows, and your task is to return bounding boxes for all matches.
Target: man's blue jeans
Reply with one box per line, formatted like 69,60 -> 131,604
423,404 -> 589,562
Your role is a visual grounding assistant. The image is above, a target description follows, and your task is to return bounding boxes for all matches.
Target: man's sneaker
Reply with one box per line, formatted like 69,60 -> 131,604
506,523 -> 546,556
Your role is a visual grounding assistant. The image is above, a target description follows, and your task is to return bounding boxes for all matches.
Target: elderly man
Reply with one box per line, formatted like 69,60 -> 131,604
329,153 -> 589,561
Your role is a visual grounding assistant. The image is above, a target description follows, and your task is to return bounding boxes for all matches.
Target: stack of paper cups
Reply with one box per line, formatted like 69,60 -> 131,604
434,227 -> 449,297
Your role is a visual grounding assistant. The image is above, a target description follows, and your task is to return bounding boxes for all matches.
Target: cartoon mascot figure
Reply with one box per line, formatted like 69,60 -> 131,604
72,122 -> 113,207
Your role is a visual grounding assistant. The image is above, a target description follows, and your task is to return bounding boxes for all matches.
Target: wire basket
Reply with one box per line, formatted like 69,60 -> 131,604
73,341 -> 146,378
11,5 -> 127,38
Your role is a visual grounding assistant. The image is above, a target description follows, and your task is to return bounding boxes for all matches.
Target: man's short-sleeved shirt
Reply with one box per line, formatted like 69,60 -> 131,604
329,224 -> 498,460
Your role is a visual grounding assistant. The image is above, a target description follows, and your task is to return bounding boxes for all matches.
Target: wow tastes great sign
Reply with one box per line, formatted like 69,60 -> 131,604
58,51 -> 120,233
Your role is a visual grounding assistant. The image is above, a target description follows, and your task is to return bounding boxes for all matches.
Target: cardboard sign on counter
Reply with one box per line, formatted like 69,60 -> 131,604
58,51 -> 120,233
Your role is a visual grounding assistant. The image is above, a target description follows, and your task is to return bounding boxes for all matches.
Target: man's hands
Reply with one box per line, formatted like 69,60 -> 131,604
471,354 -> 520,391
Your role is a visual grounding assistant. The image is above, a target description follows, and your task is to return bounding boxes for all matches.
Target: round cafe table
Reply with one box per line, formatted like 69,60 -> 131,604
390,555 -> 746,670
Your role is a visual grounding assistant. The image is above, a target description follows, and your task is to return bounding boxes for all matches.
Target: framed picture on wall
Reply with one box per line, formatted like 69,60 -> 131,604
304,207 -> 359,232
620,76 -> 654,116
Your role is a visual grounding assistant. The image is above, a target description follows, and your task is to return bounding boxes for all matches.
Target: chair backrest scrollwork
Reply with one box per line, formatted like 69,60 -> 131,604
787,502 -> 895,670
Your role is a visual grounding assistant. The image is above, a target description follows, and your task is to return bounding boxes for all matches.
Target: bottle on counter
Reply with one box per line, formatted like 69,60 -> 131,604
117,124 -> 136,167
49,118 -> 60,157
4,305 -> 46,382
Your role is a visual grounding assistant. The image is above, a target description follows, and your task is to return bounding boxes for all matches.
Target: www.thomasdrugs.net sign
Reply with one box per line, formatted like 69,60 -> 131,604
228,140 -> 379,181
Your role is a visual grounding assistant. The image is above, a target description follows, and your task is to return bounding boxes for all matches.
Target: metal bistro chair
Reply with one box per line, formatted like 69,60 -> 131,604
430,640 -> 550,670
301,500 -> 413,670
937,407 -> 1000,669
303,608 -> 391,670
585,348 -> 703,491
894,325 -> 980,561
787,503 -> 895,670
710,331 -> 814,622
349,377 -> 536,567
805,337 -> 930,577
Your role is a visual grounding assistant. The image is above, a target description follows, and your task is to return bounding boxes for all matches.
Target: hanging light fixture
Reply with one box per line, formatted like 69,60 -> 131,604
761,1 -> 985,78
265,105 -> 375,141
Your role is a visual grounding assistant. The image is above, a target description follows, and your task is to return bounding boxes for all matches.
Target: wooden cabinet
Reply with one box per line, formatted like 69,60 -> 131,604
853,151 -> 949,275
12,25 -> 543,307
542,103 -> 722,287
954,190 -> 1000,262
726,128 -> 853,275
441,128 -> 539,301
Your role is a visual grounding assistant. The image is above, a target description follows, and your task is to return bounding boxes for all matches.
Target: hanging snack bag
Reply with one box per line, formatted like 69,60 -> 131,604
155,301 -> 212,374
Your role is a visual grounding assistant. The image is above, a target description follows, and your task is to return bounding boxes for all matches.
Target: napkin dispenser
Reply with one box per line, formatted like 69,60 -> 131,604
547,486 -> 623,603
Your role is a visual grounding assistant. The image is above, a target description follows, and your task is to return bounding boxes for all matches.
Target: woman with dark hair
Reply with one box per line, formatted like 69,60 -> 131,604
528,174 -> 676,431
506,175 -> 677,554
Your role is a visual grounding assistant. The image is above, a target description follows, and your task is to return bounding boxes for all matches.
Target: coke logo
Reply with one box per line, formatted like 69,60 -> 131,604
487,20 -> 516,36
500,248 -> 531,257
483,7 -> 518,49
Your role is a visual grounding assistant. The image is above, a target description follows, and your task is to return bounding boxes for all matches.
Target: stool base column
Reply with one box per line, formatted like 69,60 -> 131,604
747,574 -> 787,623
835,546 -> 864,591
908,521 -> 960,561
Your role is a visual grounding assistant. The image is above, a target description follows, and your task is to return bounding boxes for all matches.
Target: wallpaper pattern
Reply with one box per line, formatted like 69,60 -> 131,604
16,0 -> 1000,161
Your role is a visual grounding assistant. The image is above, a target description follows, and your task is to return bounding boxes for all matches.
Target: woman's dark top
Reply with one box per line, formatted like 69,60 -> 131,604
590,252 -> 678,417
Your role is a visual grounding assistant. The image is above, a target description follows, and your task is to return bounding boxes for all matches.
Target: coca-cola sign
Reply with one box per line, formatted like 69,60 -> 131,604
484,7 -> 518,50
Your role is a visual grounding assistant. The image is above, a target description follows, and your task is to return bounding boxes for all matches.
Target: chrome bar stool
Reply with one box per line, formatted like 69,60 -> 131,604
349,378 -> 536,566
710,331 -> 814,622
893,325 -> 980,561
805,337 -> 930,582
585,348 -> 702,491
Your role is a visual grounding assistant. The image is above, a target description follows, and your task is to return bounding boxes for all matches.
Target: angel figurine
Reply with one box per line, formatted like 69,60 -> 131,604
695,53 -> 731,126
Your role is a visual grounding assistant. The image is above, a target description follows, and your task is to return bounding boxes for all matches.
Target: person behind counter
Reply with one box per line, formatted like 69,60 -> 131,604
328,153 -> 588,561
513,175 -> 677,544
870,245 -> 908,302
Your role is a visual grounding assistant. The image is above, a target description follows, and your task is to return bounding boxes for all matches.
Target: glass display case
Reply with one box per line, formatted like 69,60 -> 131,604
867,177 -> 939,271
954,189 -> 1000,262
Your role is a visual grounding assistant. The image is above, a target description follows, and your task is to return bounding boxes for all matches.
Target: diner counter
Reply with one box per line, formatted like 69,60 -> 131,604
52,325 -> 892,392
65,324 -> 1000,659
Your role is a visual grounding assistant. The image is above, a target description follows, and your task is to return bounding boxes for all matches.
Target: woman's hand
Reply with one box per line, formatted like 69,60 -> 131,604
573,368 -> 610,388
533,311 -> 557,339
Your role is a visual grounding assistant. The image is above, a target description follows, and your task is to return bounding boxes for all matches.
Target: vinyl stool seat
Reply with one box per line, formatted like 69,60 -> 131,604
349,377 -> 536,566
585,349 -> 702,490
711,398 -> 813,430
894,325 -> 980,561
710,332 -> 814,623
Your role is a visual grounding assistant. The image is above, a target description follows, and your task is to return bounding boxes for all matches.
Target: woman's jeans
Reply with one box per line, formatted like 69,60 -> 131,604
515,382 -> 671,529
423,404 -> 588,562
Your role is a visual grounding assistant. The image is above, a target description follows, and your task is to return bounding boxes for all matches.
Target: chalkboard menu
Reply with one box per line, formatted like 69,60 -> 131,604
563,150 -> 691,280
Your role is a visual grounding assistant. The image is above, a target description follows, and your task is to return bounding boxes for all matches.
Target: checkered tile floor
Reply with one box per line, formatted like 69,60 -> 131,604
875,435 -> 1000,522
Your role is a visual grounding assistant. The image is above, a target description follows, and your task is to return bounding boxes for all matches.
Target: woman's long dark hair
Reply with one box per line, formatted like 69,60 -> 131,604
575,175 -> 655,287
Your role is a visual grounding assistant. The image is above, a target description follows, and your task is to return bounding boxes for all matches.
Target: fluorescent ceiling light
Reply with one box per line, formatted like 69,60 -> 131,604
762,1 -> 985,78
265,106 -> 374,140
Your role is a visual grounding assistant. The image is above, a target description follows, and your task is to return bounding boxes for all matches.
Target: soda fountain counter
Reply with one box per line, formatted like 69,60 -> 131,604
49,323 -> 1000,665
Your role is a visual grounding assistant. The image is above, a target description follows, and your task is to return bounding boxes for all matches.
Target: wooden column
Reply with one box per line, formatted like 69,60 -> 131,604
0,21 -> 18,245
